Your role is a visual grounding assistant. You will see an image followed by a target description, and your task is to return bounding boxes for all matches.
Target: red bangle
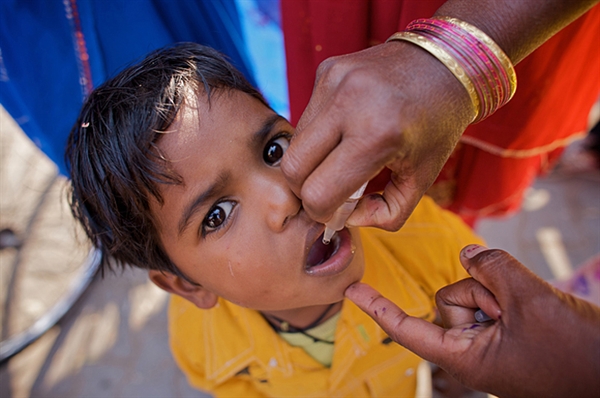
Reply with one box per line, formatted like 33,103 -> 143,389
388,17 -> 517,123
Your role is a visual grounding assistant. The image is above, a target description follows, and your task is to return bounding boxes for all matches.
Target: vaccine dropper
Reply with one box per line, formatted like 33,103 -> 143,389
322,182 -> 368,244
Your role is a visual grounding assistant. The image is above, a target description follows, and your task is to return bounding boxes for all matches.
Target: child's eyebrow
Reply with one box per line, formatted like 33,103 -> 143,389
176,113 -> 286,237
178,171 -> 230,237
248,114 -> 287,148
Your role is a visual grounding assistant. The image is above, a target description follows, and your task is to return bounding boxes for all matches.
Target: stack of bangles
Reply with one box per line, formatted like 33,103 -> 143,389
387,16 -> 517,123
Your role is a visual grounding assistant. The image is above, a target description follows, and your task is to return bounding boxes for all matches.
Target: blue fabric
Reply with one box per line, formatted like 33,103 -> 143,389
236,0 -> 288,119
0,0 -> 255,175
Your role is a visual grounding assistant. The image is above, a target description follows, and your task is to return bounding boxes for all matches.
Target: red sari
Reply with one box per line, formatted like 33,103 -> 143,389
281,0 -> 600,225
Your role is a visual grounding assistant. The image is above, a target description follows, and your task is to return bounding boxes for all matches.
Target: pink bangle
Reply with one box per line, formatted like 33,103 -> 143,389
409,18 -> 514,118
387,17 -> 517,123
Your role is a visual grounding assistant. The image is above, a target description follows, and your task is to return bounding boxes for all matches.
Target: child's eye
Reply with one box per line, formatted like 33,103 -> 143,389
202,201 -> 235,234
263,135 -> 290,166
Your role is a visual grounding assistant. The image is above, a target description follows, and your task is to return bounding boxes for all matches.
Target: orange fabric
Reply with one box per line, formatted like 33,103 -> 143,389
281,0 -> 600,224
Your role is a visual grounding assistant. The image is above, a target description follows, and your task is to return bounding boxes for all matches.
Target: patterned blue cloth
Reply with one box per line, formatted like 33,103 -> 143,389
0,0 -> 256,175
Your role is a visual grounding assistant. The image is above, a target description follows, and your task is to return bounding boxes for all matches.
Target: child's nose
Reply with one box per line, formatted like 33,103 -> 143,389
260,175 -> 302,231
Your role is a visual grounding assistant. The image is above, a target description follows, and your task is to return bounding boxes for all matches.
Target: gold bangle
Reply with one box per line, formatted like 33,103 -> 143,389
436,16 -> 517,100
387,31 -> 480,122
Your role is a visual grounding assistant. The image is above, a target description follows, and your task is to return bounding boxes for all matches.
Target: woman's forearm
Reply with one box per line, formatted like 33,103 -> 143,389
435,0 -> 599,63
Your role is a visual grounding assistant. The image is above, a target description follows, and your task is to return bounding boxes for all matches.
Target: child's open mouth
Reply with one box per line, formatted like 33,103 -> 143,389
304,228 -> 354,276
306,231 -> 340,269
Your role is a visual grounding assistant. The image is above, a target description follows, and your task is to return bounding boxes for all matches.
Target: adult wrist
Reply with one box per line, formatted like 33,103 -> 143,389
387,17 -> 517,124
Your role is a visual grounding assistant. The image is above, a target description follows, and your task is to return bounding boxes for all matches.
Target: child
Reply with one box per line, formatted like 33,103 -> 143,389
67,43 -> 483,397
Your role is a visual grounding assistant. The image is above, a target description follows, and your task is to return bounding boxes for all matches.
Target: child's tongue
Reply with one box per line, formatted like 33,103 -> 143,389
306,233 -> 337,268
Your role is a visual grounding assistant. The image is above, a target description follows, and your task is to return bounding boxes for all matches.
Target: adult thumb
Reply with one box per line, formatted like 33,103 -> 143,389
459,245 -> 547,307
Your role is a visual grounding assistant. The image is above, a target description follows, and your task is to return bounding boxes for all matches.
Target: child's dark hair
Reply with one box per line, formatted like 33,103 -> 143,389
66,42 -> 267,279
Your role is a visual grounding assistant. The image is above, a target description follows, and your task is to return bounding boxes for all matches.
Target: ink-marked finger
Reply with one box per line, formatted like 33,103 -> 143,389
345,282 -> 454,364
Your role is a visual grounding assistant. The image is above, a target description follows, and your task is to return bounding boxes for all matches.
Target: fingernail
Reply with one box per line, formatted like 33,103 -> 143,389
462,244 -> 488,259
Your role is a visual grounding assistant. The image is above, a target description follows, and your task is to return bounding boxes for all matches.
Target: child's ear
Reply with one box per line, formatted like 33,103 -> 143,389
149,270 -> 218,309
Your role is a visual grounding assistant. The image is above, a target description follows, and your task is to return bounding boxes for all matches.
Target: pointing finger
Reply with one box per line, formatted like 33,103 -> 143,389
345,282 -> 452,364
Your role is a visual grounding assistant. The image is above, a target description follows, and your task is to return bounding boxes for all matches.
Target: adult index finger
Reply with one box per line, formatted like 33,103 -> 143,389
281,57 -> 351,199
280,111 -> 342,202
436,278 -> 502,326
345,282 -> 453,365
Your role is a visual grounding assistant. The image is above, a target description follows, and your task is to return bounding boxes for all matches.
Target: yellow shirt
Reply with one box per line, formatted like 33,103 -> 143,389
279,311 -> 339,367
168,196 -> 483,397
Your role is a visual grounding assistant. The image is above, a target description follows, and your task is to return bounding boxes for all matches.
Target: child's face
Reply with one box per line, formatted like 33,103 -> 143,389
150,90 -> 365,311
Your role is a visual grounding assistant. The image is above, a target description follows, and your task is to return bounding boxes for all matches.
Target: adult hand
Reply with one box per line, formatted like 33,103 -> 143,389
345,245 -> 600,397
281,40 -> 474,231
280,0 -> 599,232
